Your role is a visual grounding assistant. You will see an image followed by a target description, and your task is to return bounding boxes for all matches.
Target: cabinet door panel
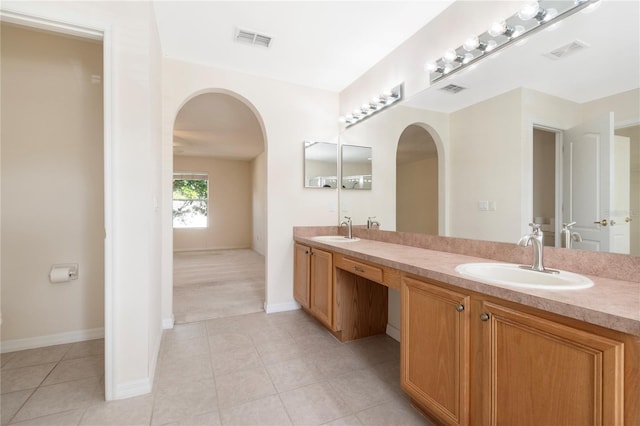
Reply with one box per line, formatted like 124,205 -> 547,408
310,248 -> 333,328
401,277 -> 470,426
483,302 -> 623,426
293,243 -> 310,308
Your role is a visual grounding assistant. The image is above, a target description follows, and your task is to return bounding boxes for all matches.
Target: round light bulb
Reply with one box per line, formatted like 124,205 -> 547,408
543,8 -> 558,21
484,40 -> 498,52
338,116 -> 346,123
463,36 -> 479,52
512,25 -> 526,37
488,20 -> 507,37
443,49 -> 458,64
425,62 -> 438,72
462,53 -> 474,64
518,2 -> 540,20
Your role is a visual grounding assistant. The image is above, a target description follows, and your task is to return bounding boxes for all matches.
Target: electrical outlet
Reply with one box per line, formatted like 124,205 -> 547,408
478,201 -> 489,211
489,201 -> 497,211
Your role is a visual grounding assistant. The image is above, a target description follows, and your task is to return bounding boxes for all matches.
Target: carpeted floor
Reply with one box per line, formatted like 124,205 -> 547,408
173,249 -> 265,323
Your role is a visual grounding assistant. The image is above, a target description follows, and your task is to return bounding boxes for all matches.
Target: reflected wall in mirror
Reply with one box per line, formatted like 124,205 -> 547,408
339,0 -> 639,255
304,141 -> 337,188
341,145 -> 372,190
396,125 -> 438,234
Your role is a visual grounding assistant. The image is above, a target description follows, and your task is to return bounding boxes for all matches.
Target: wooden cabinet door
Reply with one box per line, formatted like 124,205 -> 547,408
309,248 -> 333,328
401,276 -> 470,426
293,243 -> 310,308
481,302 -> 624,426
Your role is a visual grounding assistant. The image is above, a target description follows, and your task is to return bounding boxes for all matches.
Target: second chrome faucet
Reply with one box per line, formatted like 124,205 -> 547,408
340,216 -> 353,239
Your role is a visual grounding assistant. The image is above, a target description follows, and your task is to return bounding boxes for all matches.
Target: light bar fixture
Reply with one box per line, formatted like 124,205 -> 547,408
425,0 -> 597,84
339,84 -> 403,127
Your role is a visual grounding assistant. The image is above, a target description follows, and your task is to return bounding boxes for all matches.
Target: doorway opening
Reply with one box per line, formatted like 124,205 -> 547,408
171,92 -> 266,324
532,127 -> 560,247
396,124 -> 439,234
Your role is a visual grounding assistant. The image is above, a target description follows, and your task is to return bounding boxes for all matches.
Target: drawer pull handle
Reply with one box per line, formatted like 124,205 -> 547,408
480,313 -> 490,321
353,266 -> 365,273
456,304 -> 465,312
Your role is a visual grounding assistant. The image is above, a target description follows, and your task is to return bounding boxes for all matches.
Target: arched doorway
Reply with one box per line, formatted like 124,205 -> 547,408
171,91 -> 266,323
396,124 -> 439,234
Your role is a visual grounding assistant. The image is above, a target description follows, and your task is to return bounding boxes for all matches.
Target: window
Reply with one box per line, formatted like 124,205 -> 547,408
173,173 -> 208,228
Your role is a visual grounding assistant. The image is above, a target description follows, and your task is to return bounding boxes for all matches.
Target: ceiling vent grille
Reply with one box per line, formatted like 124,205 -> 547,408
235,28 -> 273,48
545,40 -> 589,60
439,84 -> 467,94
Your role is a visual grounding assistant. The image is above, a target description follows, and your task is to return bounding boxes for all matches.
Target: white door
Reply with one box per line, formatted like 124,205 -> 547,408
563,113 -> 631,253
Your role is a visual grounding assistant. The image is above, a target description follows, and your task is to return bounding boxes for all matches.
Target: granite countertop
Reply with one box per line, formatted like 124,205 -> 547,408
295,235 -> 640,337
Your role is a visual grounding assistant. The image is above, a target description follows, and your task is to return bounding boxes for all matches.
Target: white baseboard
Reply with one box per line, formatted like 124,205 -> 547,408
264,301 -> 301,314
162,315 -> 175,329
1,327 -> 105,353
114,378 -> 152,400
386,324 -> 401,342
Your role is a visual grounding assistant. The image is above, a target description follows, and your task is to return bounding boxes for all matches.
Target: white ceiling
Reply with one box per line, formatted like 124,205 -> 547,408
158,0 -> 454,158
153,1 -> 453,92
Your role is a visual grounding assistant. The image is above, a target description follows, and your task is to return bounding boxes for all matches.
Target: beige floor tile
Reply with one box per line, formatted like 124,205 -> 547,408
295,331 -> 343,355
210,346 -> 262,377
42,357 -> 103,386
170,410 -> 221,426
208,333 -> 254,355
255,338 -> 303,366
215,366 -> 276,408
345,335 -> 400,367
8,408 -> 85,426
163,321 -> 207,343
2,345 -> 71,370
279,382 -> 352,426
371,360 -> 403,394
247,325 -> 293,346
151,379 -> 218,425
0,363 -> 56,394
309,346 -> 368,378
63,340 -> 104,360
79,394 -> 153,426
1,389 -> 34,425
161,335 -> 210,364
329,368 -> 399,412
155,354 -> 213,389
11,377 -> 103,423
355,397 -> 433,426
1,352 -> 16,369
321,415 -> 363,426
219,395 -> 292,426
265,357 -> 324,393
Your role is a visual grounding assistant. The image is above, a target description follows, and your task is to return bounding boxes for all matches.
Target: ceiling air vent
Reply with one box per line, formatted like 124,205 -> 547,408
439,84 -> 467,94
544,40 -> 589,60
235,28 -> 273,48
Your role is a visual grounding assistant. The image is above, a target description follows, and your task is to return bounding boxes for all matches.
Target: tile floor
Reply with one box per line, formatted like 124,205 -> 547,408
1,310 -> 433,425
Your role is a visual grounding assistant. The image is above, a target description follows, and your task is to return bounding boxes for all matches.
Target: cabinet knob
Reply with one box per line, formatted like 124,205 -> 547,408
455,304 -> 465,312
480,313 -> 490,321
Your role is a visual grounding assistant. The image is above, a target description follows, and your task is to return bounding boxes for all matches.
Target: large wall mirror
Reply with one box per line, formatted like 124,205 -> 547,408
339,0 -> 639,255
304,141 -> 338,188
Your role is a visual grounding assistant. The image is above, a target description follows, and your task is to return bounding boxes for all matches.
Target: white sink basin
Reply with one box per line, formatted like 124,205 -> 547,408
455,263 -> 593,290
311,235 -> 360,243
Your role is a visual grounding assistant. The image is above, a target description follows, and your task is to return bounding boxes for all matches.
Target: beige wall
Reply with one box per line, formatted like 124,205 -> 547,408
1,24 -> 104,342
173,155 -> 253,251
397,156 -> 438,234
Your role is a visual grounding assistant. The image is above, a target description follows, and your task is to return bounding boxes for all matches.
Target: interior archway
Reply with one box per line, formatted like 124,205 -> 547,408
396,124 -> 439,234
171,91 -> 267,323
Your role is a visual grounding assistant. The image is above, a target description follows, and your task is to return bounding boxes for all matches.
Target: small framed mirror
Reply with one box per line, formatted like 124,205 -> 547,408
341,145 -> 372,190
304,141 -> 338,188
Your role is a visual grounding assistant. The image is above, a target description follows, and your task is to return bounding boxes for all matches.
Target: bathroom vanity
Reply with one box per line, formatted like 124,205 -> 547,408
293,227 -> 640,426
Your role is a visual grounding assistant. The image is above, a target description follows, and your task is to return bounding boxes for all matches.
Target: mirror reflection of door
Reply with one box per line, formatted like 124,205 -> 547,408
396,124 -> 438,234
532,128 -> 559,247
563,112 -> 631,254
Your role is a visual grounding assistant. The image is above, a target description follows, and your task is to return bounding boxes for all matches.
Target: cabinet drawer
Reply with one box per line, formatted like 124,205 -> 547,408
336,255 -> 383,283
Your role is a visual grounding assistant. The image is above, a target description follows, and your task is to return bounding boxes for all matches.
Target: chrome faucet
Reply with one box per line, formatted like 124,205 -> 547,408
340,216 -> 353,239
518,223 -> 558,274
367,216 -> 380,229
561,222 -> 583,249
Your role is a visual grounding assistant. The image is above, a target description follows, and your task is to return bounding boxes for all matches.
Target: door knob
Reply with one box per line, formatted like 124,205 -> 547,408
593,219 -> 608,226
626,217 -> 632,223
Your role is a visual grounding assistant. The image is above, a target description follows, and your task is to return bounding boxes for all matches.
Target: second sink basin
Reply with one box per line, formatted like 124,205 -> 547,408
311,235 -> 360,243
455,263 -> 593,290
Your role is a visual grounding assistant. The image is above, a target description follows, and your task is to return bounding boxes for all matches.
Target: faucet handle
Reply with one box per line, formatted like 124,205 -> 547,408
343,216 -> 351,221
562,221 -> 577,229
528,222 -> 542,229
